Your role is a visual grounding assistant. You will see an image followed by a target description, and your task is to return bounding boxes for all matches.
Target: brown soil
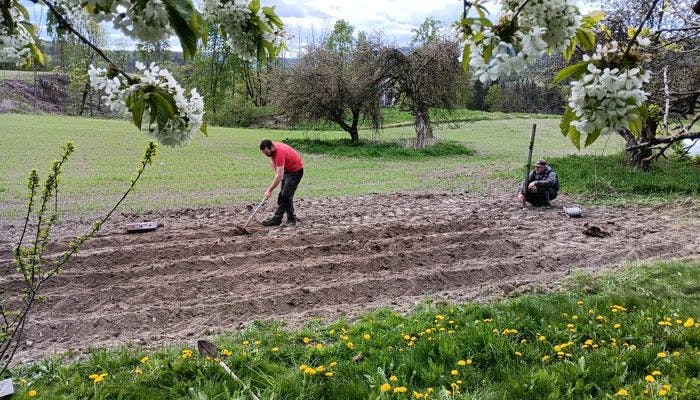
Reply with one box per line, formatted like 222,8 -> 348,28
1,191 -> 699,364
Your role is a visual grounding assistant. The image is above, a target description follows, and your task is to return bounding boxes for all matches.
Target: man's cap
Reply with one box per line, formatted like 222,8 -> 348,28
535,159 -> 547,166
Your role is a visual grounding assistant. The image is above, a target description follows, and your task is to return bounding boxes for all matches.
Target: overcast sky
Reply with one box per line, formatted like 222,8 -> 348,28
23,0 -> 593,55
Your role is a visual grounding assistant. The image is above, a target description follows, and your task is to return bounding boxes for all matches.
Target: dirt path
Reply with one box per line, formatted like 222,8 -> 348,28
2,191 -> 699,363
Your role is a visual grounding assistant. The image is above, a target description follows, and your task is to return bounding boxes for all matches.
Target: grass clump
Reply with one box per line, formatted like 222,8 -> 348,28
542,153 -> 700,204
283,138 -> 474,159
10,260 -> 700,399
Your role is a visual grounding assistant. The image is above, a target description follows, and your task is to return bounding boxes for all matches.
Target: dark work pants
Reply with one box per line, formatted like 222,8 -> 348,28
525,187 -> 557,207
274,168 -> 303,219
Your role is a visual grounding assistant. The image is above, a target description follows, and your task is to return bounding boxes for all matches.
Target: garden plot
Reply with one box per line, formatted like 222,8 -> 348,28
1,191 -> 699,363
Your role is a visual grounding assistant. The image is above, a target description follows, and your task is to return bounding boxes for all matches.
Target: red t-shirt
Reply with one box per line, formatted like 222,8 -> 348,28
272,142 -> 304,172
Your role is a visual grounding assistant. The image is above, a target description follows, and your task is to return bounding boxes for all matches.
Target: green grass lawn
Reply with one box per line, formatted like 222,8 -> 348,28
0,113 -> 625,218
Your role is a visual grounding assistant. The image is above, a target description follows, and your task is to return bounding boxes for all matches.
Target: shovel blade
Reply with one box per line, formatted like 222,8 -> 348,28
232,226 -> 251,235
197,340 -> 219,358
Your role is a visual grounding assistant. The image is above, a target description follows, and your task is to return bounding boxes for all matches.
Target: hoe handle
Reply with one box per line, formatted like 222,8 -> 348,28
243,199 -> 266,229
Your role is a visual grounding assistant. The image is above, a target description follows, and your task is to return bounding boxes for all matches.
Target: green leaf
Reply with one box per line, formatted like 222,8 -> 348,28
638,102 -> 648,122
562,36 -> 578,63
200,120 -> 208,136
576,28 -> 596,51
584,129 -> 601,147
146,89 -> 178,130
628,113 -> 643,137
249,0 -> 261,13
483,43 -> 494,62
164,0 -> 201,60
127,94 -> 146,129
568,126 -> 581,150
553,61 -> 589,84
462,44 -> 472,72
560,107 -> 576,136
581,10 -> 605,28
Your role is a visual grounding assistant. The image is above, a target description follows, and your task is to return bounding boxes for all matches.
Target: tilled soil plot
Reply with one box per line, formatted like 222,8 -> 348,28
1,192 -> 699,363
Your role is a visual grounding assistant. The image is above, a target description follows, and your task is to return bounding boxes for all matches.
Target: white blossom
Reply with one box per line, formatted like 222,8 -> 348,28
0,6 -> 36,66
568,41 -> 651,136
89,63 -> 205,147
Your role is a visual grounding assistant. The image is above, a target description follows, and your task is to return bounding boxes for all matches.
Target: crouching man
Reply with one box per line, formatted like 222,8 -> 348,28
517,159 -> 559,207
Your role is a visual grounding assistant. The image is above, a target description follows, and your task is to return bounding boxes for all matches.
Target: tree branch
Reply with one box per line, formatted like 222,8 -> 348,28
42,0 -> 136,84
625,131 -> 700,151
624,0 -> 662,57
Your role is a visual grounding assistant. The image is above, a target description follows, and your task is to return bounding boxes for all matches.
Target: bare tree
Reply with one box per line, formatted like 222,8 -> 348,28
269,39 -> 384,142
381,40 -> 463,148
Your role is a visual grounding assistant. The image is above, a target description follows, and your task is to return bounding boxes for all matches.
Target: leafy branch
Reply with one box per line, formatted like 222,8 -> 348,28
0,141 -> 158,377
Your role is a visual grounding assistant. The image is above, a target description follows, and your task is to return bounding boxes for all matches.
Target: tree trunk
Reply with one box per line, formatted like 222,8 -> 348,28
414,105 -> 433,149
618,118 -> 658,171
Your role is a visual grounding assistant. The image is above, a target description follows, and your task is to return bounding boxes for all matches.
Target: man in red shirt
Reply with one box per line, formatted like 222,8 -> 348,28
259,139 -> 304,227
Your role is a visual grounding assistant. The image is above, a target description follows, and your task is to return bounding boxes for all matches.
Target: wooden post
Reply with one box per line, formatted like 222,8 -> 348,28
522,124 -> 537,208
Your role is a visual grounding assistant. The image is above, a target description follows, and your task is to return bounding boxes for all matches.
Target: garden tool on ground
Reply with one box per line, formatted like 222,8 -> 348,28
232,198 -> 266,235
197,340 -> 261,400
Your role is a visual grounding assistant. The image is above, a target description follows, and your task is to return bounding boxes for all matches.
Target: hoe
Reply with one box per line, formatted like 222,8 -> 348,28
232,198 -> 266,235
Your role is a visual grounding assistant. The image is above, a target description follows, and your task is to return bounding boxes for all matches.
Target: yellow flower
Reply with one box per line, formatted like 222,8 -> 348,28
458,359 -> 467,366
329,329 -> 335,335
254,340 -> 261,346
403,334 -> 411,340
413,391 -> 424,399
672,351 -> 680,357
658,389 -> 667,396
181,349 -> 193,359
616,388 -> 629,396
542,355 -> 550,362
329,361 -> 337,368
451,370 -> 459,376
90,373 -> 108,383
466,358 -> 473,365
389,375 -> 398,382
577,300 -> 584,305
140,356 -> 149,364
242,340 -> 249,346
380,383 -> 392,392
645,375 -> 654,383
683,317 -> 695,327
363,333 -> 371,341
346,341 -> 354,349
303,337 -> 311,344
657,352 -> 667,358
538,335 -> 546,341
662,384 -> 671,390
514,351 -> 522,357
221,349 -> 232,357
651,370 -> 662,376
303,367 -> 317,375
613,323 -> 621,329
271,347 -> 279,352
325,372 -> 333,377
393,387 -> 407,394
315,366 -> 325,372
135,367 -> 143,375
316,343 -> 323,350
28,390 -> 37,398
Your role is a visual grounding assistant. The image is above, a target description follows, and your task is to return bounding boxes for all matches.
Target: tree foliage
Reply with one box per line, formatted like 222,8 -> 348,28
270,36 -> 385,142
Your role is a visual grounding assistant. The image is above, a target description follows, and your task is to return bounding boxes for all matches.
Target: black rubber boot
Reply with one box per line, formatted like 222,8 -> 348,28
261,215 -> 283,226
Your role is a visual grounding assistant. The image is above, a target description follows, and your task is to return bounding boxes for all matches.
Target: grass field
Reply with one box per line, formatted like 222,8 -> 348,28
0,113 -> 624,218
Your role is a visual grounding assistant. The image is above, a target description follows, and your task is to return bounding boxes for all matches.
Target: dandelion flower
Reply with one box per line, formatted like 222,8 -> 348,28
658,389 -> 667,396
645,375 -> 654,383
394,386 -> 407,393
380,383 -> 392,392
538,335 -> 546,341
389,375 -> 398,382
316,343 -> 323,350
346,342 -> 354,349
683,317 -> 695,327
616,388 -> 629,396
271,347 -> 279,352
325,372 -> 333,377
303,337 -> 310,344
363,333 -> 371,341
451,370 -> 459,376
28,390 -> 37,398
613,323 -> 621,329
657,352 -> 667,358
458,360 -> 467,366
135,367 -> 143,374
140,356 -> 149,364
651,370 -> 662,376
514,351 -> 522,357
330,361 -> 337,368
413,391 -> 424,398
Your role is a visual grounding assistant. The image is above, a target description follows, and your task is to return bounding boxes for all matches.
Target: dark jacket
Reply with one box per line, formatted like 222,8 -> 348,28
528,166 -> 559,192
518,166 -> 559,194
